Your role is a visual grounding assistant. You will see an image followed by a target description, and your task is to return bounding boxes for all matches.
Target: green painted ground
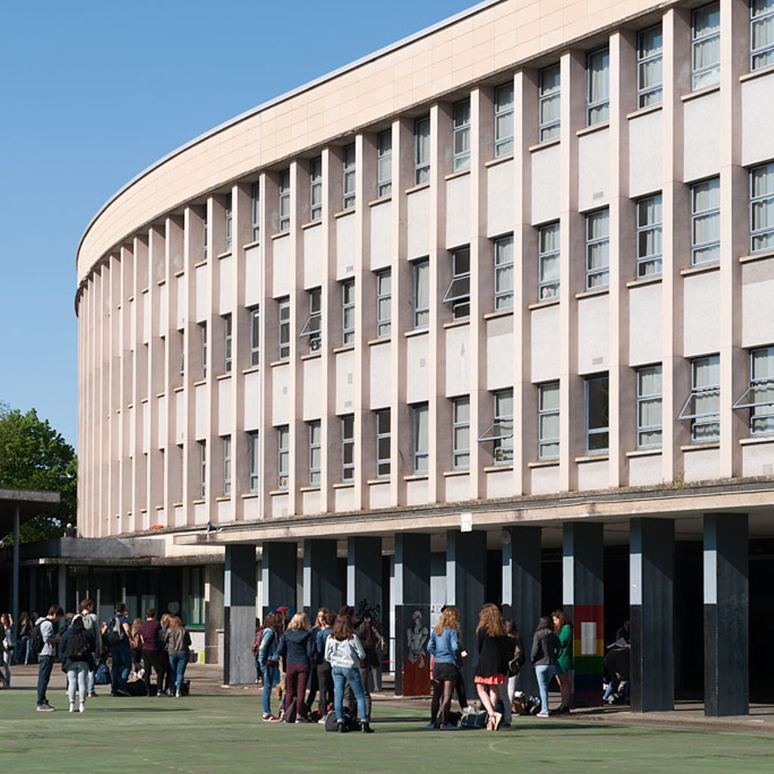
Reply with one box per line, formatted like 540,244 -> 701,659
1,689 -> 773,773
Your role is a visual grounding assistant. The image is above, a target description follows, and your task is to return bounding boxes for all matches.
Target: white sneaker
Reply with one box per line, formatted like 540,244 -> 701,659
69,703 -> 75,713
79,703 -> 85,713
175,690 -> 181,698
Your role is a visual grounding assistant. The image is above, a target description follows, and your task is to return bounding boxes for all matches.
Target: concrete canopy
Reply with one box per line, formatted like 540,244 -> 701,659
0,488 -> 61,539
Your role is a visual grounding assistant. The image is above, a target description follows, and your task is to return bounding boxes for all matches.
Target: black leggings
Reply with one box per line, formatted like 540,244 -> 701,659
142,650 -> 163,692
317,662 -> 333,711
431,679 -> 456,725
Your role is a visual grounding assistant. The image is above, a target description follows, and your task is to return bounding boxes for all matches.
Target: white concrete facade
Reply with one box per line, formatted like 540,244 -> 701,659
76,0 -> 774,542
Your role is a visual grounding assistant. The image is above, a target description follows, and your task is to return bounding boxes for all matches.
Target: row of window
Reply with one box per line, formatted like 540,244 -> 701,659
191,346 -> 773,496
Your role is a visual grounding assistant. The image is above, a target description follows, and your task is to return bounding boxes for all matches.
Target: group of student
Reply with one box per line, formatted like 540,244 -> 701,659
426,605 -> 573,730
254,605 -> 381,733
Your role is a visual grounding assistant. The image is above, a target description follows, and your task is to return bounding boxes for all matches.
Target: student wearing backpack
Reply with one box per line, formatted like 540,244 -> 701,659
101,603 -> 132,697
277,612 -> 316,723
140,608 -> 163,695
34,605 -> 63,711
61,616 -> 96,713
257,611 -> 283,721
78,600 -> 102,698
498,619 -> 525,727
315,610 -> 335,717
531,616 -> 562,718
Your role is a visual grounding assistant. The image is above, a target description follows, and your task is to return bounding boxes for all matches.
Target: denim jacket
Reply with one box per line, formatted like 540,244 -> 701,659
427,627 -> 461,666
258,628 -> 280,665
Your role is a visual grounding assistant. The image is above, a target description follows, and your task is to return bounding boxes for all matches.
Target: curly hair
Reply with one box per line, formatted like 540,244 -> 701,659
435,606 -> 461,636
476,603 -> 506,637
263,611 -> 283,633
286,612 -> 310,632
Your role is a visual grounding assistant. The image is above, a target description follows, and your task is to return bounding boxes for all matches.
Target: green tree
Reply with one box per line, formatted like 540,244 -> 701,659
0,402 -> 77,545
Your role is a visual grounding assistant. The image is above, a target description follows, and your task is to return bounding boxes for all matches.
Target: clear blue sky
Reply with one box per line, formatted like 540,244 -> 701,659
0,0 -> 478,448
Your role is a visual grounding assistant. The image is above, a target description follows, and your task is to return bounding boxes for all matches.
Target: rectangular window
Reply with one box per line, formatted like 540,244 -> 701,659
538,64 -> 561,142
376,269 -> 391,338
343,144 -> 356,210
179,330 -> 185,376
538,222 -> 560,300
376,409 -> 391,478
586,209 -> 610,290
278,297 -> 291,360
453,99 -> 471,172
342,280 -> 355,345
248,431 -> 260,492
310,157 -> 323,221
299,287 -> 322,352
693,2 -> 721,90
198,440 -> 207,498
279,169 -> 291,232
342,415 -> 355,482
493,389 -> 514,464
223,314 -> 233,373
377,130 -> 392,198
586,375 -> 610,454
223,435 -> 232,496
692,177 -> 721,266
494,236 -> 514,311
188,567 -> 205,627
751,161 -> 774,253
687,356 -> 720,442
414,116 -> 431,185
636,194 -> 663,278
637,25 -> 663,108
637,365 -> 663,449
413,403 -> 429,474
744,347 -> 774,435
250,306 -> 260,367
751,0 -> 774,70
442,247 -> 471,320
538,382 -> 560,460
309,421 -> 321,486
202,205 -> 209,260
251,182 -> 260,241
277,426 -> 290,489
494,82 -> 514,156
586,47 -> 610,126
452,397 -> 471,470
200,322 -> 207,378
225,193 -> 233,252
413,259 -> 430,329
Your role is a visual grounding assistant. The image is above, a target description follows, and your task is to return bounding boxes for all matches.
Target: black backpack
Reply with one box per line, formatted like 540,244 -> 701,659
64,629 -> 92,661
106,616 -> 124,645
30,621 -> 46,655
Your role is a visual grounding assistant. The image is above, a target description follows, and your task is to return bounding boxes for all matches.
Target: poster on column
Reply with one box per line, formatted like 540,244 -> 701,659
398,604 -> 431,696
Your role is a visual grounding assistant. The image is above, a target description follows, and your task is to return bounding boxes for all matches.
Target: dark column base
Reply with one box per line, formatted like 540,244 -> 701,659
224,545 -> 257,686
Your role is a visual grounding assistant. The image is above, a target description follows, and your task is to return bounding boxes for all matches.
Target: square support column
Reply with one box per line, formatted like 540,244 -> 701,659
630,518 -> 674,712
502,526 -> 541,697
704,513 -> 748,717
394,533 -> 431,696
347,536 -> 382,614
563,522 -> 604,708
303,539 -> 342,616
261,541 -> 297,617
224,545 -> 257,685
447,530 -> 486,693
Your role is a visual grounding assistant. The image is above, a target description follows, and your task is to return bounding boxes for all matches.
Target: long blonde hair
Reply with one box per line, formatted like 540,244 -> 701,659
476,603 -> 506,637
435,606 -> 460,636
286,612 -> 310,632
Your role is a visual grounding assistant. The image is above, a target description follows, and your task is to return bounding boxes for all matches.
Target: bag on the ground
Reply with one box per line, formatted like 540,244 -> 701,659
64,629 -> 92,662
106,616 -> 124,645
460,711 -> 488,728
251,627 -> 265,657
126,678 -> 147,696
30,622 -> 46,655
94,662 -> 111,684
324,707 -> 359,732
179,679 -> 190,696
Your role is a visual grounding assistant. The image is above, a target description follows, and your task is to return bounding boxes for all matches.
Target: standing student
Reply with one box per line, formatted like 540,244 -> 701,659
159,613 -> 173,695
325,613 -> 373,733
531,616 -> 561,718
315,610 -> 335,716
164,616 -> 191,697
277,612 -> 315,723
552,609 -> 573,713
474,604 -> 509,731
140,609 -> 163,695
35,605 -> 63,711
305,608 -> 327,709
426,606 -> 462,730
498,619 -> 525,727
102,603 -> 132,697
129,617 -> 143,674
15,612 -> 31,665
1,614 -> 14,685
258,611 -> 283,721
60,616 -> 95,713
78,600 -> 102,698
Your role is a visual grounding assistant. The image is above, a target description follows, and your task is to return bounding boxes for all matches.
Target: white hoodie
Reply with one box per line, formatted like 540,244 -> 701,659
324,633 -> 365,668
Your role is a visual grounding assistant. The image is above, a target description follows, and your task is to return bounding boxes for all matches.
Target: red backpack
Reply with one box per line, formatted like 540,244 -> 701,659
251,628 -> 265,657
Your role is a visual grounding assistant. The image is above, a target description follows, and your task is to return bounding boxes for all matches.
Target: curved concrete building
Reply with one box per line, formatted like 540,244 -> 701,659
70,0 -> 774,709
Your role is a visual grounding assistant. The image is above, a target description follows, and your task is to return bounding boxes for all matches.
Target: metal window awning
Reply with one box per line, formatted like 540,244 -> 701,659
477,420 -> 514,443
732,380 -> 774,410
442,276 -> 470,304
677,389 -> 720,421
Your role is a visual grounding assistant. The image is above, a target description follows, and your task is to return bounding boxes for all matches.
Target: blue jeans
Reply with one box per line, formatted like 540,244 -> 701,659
67,663 -> 89,704
535,664 -> 555,715
332,665 -> 368,722
111,647 -> 132,693
37,655 -> 54,706
15,635 -> 29,665
169,652 -> 187,693
261,663 -> 278,716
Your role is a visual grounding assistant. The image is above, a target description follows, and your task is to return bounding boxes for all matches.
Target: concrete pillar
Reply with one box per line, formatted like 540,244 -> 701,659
347,536 -> 382,613
704,513 -> 748,717
261,541 -> 297,617
303,539 -> 342,616
205,564 -> 224,666
630,518 -> 674,712
446,529 -> 486,693
394,533 -> 431,696
502,526 -> 541,697
12,506 -> 19,621
223,545 -> 256,685
563,522 -> 604,707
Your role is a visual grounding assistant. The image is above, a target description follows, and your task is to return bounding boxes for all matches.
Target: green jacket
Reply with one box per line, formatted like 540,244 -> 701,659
557,624 -> 573,670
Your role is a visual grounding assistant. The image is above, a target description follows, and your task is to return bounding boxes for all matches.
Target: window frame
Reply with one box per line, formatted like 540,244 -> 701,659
299,287 -> 322,351
750,161 -> 774,254
636,365 -> 663,449
202,204 -> 209,260
452,396 -> 471,470
342,279 -> 355,345
494,82 -> 515,156
224,193 -> 233,252
414,116 -> 431,185
637,25 -> 663,109
341,415 -> 355,482
278,297 -> 291,361
585,374 -> 610,455
377,130 -> 392,198
585,209 -> 610,290
343,144 -> 356,210
494,235 -> 514,311
538,64 -> 561,142
223,435 -> 232,496
732,346 -> 774,435
538,382 -> 560,461
442,246 -> 471,320
248,430 -> 260,492
692,2 -> 721,91
413,403 -> 429,474
249,306 -> 260,367
493,389 -> 514,464
375,409 -> 391,478
413,259 -> 430,329
198,440 -> 206,499
200,321 -> 207,378
678,355 -> 721,443
278,169 -> 291,232
751,0 -> 774,70
691,176 -> 721,266
251,182 -> 260,242
586,47 -> 610,126
376,269 -> 392,338
277,425 -> 290,490
308,421 -> 321,486
538,222 -> 560,301
224,314 -> 233,373
452,99 -> 471,172
636,193 -> 663,278
310,157 -> 323,222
